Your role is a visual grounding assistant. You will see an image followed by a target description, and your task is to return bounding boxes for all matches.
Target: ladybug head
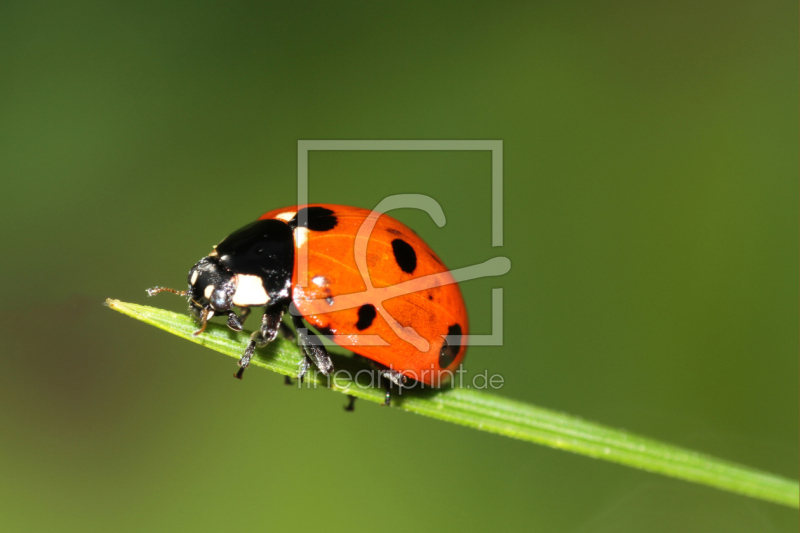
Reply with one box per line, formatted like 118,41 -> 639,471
186,257 -> 236,319
147,256 -> 236,335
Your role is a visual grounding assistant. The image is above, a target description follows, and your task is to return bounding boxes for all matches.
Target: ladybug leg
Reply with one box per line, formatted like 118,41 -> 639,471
290,314 -> 334,376
234,306 -> 284,380
379,370 -> 406,407
344,395 -> 356,411
234,341 -> 256,380
226,306 -> 249,331
284,351 -> 309,386
296,355 -> 311,383
226,312 -> 243,331
253,305 -> 285,346
383,385 -> 391,407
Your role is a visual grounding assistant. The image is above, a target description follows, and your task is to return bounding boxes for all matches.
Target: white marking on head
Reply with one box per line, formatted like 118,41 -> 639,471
205,310 -> 214,320
232,274 -> 270,306
204,284 -> 215,299
294,226 -> 309,249
275,211 -> 296,222
190,270 -> 199,285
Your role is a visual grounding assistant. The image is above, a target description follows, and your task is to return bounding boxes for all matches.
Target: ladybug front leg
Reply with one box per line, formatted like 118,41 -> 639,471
234,305 -> 284,379
226,307 -> 250,331
379,370 -> 407,407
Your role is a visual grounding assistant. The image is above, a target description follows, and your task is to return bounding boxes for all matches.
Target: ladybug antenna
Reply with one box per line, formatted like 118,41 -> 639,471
147,286 -> 188,297
193,308 -> 214,336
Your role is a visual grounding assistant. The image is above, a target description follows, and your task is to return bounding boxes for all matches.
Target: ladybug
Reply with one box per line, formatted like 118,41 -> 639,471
148,205 -> 468,406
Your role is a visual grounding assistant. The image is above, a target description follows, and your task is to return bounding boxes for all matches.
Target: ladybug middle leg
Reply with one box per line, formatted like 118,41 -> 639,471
235,305 -> 284,379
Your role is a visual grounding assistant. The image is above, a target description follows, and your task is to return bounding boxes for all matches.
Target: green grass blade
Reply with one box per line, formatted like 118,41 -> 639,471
106,298 -> 799,508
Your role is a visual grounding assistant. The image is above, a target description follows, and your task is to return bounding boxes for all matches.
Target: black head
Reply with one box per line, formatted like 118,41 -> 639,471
186,257 -> 236,320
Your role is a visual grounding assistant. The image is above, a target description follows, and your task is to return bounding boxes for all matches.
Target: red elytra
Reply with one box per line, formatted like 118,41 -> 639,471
260,204 -> 468,386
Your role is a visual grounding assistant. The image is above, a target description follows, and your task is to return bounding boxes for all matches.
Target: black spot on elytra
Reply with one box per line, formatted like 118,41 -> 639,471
355,304 -> 376,330
289,207 -> 338,232
438,324 -> 463,368
427,294 -> 433,300
391,238 -> 417,274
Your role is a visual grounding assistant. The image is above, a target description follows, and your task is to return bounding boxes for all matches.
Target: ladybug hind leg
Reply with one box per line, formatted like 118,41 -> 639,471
379,369 -> 407,407
352,355 -> 407,407
344,395 -> 356,412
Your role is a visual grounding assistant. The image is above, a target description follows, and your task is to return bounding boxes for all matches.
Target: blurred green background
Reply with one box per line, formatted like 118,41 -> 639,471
1,1 -> 797,531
